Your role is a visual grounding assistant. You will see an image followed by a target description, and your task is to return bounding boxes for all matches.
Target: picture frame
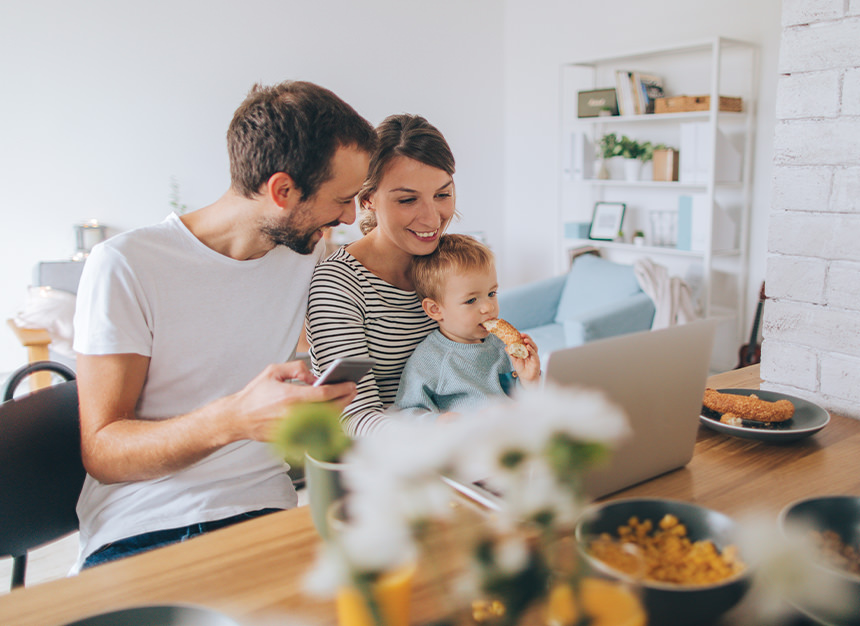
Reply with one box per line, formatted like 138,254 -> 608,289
588,202 -> 626,241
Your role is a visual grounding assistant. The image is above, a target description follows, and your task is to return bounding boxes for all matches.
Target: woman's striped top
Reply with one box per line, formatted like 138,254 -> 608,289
306,247 -> 437,437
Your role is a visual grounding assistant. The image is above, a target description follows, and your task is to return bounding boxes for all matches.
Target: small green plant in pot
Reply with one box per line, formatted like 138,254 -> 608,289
271,402 -> 352,538
597,134 -> 654,180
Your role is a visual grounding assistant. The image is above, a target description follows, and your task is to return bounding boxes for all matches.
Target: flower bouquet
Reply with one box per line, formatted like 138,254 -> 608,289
276,384 -> 648,626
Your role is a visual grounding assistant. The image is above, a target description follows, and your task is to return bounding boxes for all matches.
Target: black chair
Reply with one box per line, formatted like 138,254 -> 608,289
0,361 -> 82,588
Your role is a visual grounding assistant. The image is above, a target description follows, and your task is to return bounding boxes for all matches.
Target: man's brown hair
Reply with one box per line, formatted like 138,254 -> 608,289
409,234 -> 494,302
227,81 -> 376,200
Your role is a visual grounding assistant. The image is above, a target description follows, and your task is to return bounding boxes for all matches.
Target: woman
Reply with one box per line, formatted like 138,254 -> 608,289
306,114 -> 456,436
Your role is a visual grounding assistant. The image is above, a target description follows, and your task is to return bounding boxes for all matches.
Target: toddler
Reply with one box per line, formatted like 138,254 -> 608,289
393,234 -> 540,420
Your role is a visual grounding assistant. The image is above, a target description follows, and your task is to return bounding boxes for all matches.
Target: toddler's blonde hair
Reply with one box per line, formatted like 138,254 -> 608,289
409,234 -> 494,302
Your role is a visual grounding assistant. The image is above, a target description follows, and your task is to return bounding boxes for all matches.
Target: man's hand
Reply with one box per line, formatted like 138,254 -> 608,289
222,360 -> 357,442
78,354 -> 357,484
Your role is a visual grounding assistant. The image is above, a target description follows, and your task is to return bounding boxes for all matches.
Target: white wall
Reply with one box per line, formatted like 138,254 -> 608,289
0,1 -> 785,376
0,0 -> 504,373
501,0 -> 784,340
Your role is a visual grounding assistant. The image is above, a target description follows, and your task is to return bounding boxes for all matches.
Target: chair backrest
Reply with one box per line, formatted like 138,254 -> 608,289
0,363 -> 83,587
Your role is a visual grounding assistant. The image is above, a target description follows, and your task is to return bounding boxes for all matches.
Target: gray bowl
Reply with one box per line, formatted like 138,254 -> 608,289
780,495 -> 860,626
575,498 -> 751,626
63,604 -> 239,626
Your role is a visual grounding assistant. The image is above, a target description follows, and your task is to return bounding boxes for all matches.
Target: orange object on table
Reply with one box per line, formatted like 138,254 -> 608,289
547,578 -> 646,626
335,565 -> 415,626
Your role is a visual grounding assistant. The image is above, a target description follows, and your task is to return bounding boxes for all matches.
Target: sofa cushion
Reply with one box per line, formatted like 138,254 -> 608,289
554,255 -> 643,323
520,323 -> 567,365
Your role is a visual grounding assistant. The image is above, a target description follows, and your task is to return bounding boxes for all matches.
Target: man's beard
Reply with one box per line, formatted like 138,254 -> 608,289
262,221 -> 320,255
261,205 -> 336,255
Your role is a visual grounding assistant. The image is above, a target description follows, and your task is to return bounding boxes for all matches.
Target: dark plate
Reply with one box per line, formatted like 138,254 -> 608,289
63,605 -> 240,626
699,388 -> 829,442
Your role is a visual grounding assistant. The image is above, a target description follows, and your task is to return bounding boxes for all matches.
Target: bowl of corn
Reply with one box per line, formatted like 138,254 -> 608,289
575,498 -> 750,626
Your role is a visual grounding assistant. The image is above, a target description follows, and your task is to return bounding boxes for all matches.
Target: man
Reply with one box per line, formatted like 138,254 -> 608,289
72,81 -> 376,569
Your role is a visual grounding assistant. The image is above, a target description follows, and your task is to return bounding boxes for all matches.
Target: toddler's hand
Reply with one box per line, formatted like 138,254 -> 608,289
511,334 -> 541,385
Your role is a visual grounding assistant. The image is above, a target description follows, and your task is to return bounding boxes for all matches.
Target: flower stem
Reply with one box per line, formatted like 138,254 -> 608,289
353,573 -> 388,626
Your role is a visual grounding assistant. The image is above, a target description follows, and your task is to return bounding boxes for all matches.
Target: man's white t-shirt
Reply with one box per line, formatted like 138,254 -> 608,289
72,213 -> 323,568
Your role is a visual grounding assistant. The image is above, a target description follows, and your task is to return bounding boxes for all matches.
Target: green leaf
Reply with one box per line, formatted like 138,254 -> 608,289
270,402 -> 351,466
499,449 -> 526,469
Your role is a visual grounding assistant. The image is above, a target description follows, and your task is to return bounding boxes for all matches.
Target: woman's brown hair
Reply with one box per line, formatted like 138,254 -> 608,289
357,114 -> 455,234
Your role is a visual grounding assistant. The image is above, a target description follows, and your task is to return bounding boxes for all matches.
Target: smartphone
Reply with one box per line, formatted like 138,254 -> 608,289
313,357 -> 375,387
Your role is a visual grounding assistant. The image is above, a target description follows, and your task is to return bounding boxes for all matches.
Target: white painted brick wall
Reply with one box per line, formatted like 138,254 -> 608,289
766,254 -> 826,303
773,119 -> 860,166
779,18 -> 860,73
764,299 -> 860,356
821,353 -> 860,404
764,1 -> 860,419
771,166 -> 831,212
759,338 -> 819,388
827,261 -> 860,309
832,167 -> 860,212
782,0 -> 846,25
767,211 -> 860,261
844,69 -> 860,115
775,70 -> 841,118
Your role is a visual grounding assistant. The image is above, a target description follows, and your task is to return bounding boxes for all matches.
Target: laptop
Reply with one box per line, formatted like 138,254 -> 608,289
444,319 -> 716,507
545,318 -> 716,498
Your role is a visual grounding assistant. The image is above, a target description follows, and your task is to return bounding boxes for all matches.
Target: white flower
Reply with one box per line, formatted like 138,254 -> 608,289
303,544 -> 351,598
736,513 -> 858,621
493,533 -> 530,574
343,420 -> 462,484
451,384 -> 629,506
306,384 -> 631,597
338,511 -> 417,574
512,383 -> 630,447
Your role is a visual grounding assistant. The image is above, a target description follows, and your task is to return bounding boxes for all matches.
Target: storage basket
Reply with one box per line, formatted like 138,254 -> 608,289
654,95 -> 742,114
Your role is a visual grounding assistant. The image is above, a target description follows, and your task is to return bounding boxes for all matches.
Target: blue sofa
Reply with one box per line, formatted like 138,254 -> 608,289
498,254 -> 655,362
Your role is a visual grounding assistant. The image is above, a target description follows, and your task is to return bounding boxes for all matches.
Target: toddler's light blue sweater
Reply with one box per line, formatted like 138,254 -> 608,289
393,329 -> 516,421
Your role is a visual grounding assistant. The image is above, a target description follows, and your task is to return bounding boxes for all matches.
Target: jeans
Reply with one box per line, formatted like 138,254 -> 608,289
81,508 -> 282,569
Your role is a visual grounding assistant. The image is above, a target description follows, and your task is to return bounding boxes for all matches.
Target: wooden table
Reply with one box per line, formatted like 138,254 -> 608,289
2,365 -> 859,626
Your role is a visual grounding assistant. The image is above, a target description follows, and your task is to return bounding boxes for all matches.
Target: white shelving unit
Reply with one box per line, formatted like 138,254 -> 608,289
558,37 -> 758,353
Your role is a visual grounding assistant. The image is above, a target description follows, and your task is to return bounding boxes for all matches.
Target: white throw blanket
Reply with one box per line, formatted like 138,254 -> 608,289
14,286 -> 77,357
633,258 -> 698,329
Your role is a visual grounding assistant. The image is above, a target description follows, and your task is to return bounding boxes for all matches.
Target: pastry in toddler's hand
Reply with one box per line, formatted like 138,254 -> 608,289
481,318 -> 529,359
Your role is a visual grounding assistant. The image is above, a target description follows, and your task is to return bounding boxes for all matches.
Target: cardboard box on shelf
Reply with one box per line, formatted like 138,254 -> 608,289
652,148 -> 679,182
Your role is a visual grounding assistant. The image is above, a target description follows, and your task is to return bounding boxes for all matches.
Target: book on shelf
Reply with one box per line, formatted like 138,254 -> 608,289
615,70 -> 664,115
632,72 -> 664,115
615,70 -> 636,116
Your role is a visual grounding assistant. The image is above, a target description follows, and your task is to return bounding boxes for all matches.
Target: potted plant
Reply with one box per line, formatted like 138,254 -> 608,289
619,136 -> 653,181
595,132 -> 621,179
597,134 -> 653,181
271,402 -> 352,538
